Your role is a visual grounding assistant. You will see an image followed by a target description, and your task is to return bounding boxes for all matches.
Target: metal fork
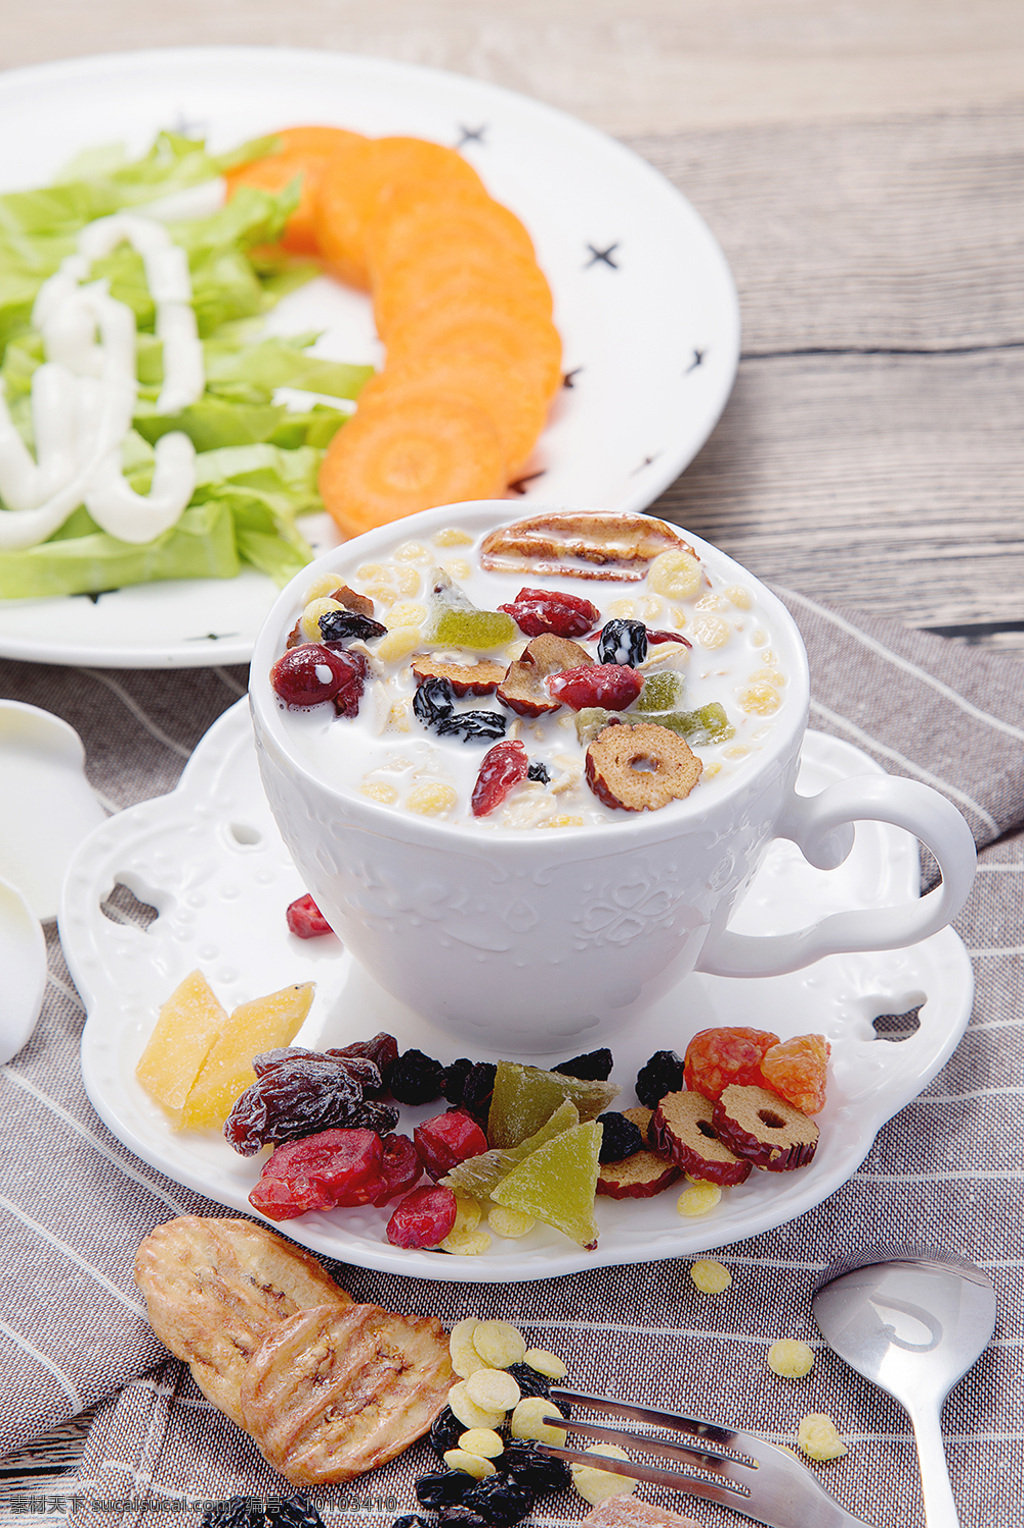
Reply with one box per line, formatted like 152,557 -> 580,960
536,1389 -> 878,1528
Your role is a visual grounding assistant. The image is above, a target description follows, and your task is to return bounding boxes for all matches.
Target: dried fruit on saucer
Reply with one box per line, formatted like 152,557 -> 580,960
597,1106 -> 680,1200
713,1084 -> 819,1171
758,1033 -> 831,1113
652,1090 -> 752,1186
683,1026 -> 781,1103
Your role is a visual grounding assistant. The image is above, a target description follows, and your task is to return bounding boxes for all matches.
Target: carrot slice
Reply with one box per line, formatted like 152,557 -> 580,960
387,301 -> 564,400
356,353 -> 550,475
368,191 -> 536,279
316,136 -> 487,290
318,394 -> 508,537
373,247 -> 554,339
224,125 -> 366,256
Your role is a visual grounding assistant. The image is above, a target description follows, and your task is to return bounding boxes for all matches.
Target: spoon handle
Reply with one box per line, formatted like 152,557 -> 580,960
908,1402 -> 959,1527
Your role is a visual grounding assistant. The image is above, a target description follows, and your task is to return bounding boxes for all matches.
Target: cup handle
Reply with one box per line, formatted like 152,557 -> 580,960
697,775 -> 978,979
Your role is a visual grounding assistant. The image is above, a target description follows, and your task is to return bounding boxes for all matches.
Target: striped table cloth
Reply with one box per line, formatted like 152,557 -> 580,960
1,587 -> 1022,1527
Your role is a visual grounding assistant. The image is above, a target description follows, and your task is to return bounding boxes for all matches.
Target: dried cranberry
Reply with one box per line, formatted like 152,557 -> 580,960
414,1110 -> 489,1180
386,1184 -> 458,1248
248,1128 -> 385,1220
285,892 -> 333,939
373,1132 -> 423,1204
547,663 -> 644,712
270,643 -> 359,709
331,648 -> 368,717
647,627 -> 692,647
597,618 -> 648,667
498,587 -> 600,639
471,739 -> 529,816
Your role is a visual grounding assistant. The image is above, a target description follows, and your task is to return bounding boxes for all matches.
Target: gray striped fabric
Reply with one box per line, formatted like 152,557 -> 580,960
1,590 -> 1022,1527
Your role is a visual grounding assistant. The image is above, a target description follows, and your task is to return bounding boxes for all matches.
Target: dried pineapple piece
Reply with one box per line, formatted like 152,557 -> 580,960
179,982 -> 314,1130
135,970 -> 227,1126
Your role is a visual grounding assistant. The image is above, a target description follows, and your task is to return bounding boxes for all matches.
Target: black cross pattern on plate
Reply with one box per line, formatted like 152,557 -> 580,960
509,469 -> 546,495
685,349 -> 706,373
585,241 -> 620,269
562,366 -> 583,389
455,124 -> 488,147
630,453 -> 660,475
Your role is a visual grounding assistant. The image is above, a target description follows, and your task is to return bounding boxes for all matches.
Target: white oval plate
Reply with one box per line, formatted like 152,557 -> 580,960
64,702 -> 973,1281
0,46 -> 739,669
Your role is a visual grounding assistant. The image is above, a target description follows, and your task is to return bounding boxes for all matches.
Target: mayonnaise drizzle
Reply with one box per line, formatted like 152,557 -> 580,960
0,210 -> 204,550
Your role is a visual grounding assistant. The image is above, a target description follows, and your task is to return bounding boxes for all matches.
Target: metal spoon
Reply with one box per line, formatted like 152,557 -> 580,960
812,1245 -> 996,1527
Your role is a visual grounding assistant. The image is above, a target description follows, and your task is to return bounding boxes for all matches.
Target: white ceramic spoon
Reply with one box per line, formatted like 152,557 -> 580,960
0,875 -> 47,1063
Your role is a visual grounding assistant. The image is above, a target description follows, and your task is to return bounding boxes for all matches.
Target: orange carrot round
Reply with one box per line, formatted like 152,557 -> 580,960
387,302 -> 564,400
317,393 -> 507,537
316,137 -> 487,290
372,247 -> 554,339
224,125 -> 366,256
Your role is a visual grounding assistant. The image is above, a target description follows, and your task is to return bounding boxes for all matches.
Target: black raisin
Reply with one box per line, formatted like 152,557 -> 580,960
388,1048 -> 446,1105
416,1472 -> 473,1509
461,1061 -> 497,1121
437,1510 -> 489,1528
502,1441 -> 572,1494
327,1032 -> 399,1085
391,1517 -> 431,1528
254,1048 -> 382,1091
635,1048 -> 685,1108
442,1058 -> 474,1107
345,1098 -> 400,1133
526,761 -> 550,783
201,1502 -> 263,1528
597,618 -> 648,667
224,1056 -> 371,1156
506,1361 -> 550,1399
414,677 -> 456,725
266,1504 -> 327,1528
461,1477 -> 534,1528
553,1047 -> 614,1080
430,1404 -> 465,1458
320,610 -> 387,644
597,1111 -> 645,1163
435,710 -> 508,742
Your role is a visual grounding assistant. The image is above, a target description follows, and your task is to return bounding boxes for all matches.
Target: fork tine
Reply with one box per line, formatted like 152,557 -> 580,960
548,1389 -> 758,1466
541,1390 -> 880,1528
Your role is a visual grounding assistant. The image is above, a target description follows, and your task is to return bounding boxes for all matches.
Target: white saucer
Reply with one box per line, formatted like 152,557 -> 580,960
63,701 -> 973,1281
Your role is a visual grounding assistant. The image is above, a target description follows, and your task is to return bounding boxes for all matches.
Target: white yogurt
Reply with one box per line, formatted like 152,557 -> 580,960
275,518 -> 793,830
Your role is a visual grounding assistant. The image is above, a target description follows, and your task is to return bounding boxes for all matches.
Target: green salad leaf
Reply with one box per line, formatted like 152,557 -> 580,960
0,132 -> 372,600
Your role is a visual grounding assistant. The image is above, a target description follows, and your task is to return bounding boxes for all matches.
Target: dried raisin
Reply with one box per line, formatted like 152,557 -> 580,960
225,1054 -> 383,1156
635,1049 -> 685,1108
387,1048 -> 446,1105
319,610 -> 387,644
436,710 -> 508,742
597,618 -> 648,667
553,1048 -> 614,1080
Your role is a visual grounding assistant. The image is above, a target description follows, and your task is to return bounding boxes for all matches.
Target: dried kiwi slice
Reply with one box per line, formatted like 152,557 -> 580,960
488,1061 -> 618,1149
440,1099 -> 579,1198
490,1121 -> 602,1248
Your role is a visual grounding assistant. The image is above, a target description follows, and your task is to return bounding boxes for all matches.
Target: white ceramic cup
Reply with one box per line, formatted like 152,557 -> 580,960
250,502 -> 977,1051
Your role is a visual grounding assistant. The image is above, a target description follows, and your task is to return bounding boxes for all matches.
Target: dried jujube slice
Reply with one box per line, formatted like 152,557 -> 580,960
597,1104 -> 680,1201
412,655 -> 507,695
652,1090 -> 751,1186
586,723 -> 701,811
712,1084 -> 819,1171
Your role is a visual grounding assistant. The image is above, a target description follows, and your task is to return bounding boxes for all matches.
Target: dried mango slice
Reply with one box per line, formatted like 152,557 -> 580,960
488,1061 -> 618,1149
180,983 -> 315,1130
135,970 -> 228,1126
490,1121 -> 602,1248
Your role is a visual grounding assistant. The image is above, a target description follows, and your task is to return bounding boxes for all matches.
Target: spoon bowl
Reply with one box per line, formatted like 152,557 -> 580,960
813,1245 -> 995,1527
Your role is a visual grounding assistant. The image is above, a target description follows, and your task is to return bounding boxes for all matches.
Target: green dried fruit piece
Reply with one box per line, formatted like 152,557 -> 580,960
491,1121 -> 603,1247
488,1061 -> 618,1149
574,707 -> 613,744
428,606 -> 517,651
653,701 -> 735,746
635,671 -> 685,713
441,1099 -> 579,1198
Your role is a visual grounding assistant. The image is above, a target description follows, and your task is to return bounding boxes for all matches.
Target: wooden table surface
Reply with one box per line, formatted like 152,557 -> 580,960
2,0 -> 1022,1503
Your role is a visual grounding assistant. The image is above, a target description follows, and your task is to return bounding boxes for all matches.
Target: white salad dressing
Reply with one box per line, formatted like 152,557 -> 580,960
0,210 -> 204,550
